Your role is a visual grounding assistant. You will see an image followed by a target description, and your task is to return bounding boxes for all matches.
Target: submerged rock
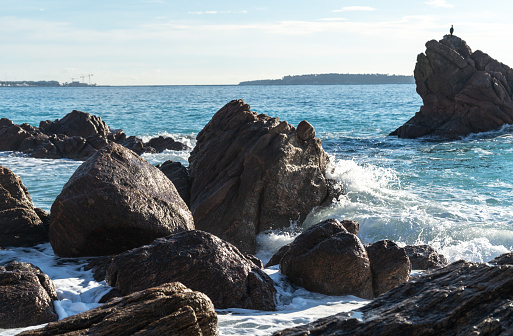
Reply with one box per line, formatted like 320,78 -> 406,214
365,240 -> 411,297
274,260 -> 513,336
0,261 -> 58,328
391,35 -> 513,139
188,99 -> 336,253
49,142 -> 194,257
0,110 -> 188,160
404,244 -> 448,270
0,165 -> 49,247
18,282 -> 218,336
105,230 -> 277,310
279,219 -> 374,299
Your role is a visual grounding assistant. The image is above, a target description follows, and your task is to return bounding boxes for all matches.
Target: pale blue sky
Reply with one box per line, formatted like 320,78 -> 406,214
2,0 -> 513,85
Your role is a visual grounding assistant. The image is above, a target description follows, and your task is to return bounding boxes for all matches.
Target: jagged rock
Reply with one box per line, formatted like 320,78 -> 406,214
0,261 -> 58,328
156,160 -> 191,207
0,165 -> 49,247
49,142 -> 194,257
279,219 -> 373,299
188,99 -> 335,253
105,230 -> 277,310
0,111 -> 189,160
489,252 -> 513,265
274,260 -> 513,336
18,282 -> 218,336
404,244 -> 448,270
391,35 -> 513,139
365,240 -> 411,297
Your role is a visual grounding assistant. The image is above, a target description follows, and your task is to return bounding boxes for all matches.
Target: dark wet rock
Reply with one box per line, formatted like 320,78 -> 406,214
404,244 -> 448,270
156,160 -> 191,207
49,142 -> 194,257
391,35 -> 513,139
85,255 -> 116,282
274,260 -> 513,336
188,99 -> 336,253
105,230 -> 277,310
489,252 -> 513,265
147,136 -> 190,152
0,165 -> 49,247
365,240 -> 411,297
40,110 -> 110,138
279,219 -> 373,299
0,111 -> 189,160
18,282 -> 218,336
0,261 -> 58,328
265,243 -> 291,268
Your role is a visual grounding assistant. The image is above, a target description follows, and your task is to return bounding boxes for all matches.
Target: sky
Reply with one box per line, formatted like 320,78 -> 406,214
2,0 -> 513,85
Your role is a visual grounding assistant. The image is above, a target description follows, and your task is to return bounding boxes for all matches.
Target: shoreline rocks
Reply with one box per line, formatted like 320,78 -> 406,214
0,110 -> 189,160
0,166 -> 49,248
274,259 -> 513,335
49,142 -> 194,257
188,99 -> 337,253
18,282 -> 218,336
0,261 -> 58,328
104,230 -> 277,311
391,35 -> 513,139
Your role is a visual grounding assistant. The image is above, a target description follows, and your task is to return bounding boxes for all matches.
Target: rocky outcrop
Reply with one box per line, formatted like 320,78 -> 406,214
265,219 -> 360,268
274,260 -> 513,336
49,142 -> 194,257
0,110 -> 188,160
0,166 -> 49,247
0,261 -> 58,328
156,160 -> 191,207
18,282 -> 218,336
105,230 -> 277,310
188,99 -> 336,253
404,244 -> 448,270
365,240 -> 411,297
391,35 -> 513,139
489,252 -> 513,265
279,219 -> 374,299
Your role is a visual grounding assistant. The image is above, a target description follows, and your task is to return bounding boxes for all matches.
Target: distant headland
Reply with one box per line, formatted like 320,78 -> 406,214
239,73 -> 415,85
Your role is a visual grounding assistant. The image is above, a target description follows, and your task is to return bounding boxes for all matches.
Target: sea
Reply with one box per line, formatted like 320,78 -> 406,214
1,84 -> 512,335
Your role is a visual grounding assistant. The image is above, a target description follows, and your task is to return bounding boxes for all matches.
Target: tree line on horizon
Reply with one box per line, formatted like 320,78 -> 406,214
239,73 -> 415,85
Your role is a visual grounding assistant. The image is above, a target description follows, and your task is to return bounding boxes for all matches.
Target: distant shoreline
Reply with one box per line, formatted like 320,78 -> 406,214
239,73 -> 414,85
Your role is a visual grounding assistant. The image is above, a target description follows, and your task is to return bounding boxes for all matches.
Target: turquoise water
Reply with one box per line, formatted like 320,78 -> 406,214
1,84 -> 512,263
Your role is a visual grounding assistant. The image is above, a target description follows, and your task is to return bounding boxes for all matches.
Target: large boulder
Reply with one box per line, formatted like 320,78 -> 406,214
0,165 -> 49,247
404,244 -> 448,270
40,109 -> 110,138
391,35 -> 513,139
274,260 -> 513,336
188,99 -> 335,253
279,219 -> 374,299
18,282 -> 218,336
0,261 -> 58,328
365,240 -> 411,297
105,230 -> 277,310
49,142 -> 194,257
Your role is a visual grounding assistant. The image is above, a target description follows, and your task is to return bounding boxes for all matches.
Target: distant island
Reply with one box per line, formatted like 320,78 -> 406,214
239,73 -> 415,85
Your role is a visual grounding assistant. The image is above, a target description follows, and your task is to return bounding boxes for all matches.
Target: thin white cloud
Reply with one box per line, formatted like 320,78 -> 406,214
332,6 -> 376,13
425,0 -> 454,8
319,18 -> 348,22
188,10 -> 248,15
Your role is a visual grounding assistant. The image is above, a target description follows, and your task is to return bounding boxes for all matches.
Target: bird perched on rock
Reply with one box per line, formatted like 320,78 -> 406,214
450,25 -> 454,36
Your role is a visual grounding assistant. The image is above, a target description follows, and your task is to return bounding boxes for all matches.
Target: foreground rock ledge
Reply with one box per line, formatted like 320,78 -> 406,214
391,35 -> 513,139
18,282 -> 218,336
274,260 -> 513,336
189,99 -> 335,253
